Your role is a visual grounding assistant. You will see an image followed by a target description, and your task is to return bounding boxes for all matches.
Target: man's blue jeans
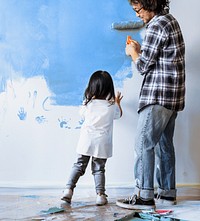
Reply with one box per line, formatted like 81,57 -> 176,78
134,104 -> 177,199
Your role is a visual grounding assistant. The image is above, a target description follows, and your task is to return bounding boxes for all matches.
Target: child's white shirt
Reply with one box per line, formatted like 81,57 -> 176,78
76,99 -> 121,158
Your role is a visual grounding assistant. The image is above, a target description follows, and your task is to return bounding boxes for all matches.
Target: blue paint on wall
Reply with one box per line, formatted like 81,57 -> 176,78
0,0 -> 141,106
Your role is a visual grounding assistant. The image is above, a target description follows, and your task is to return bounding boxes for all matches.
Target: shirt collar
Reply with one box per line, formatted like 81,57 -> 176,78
146,15 -> 158,28
146,11 -> 168,28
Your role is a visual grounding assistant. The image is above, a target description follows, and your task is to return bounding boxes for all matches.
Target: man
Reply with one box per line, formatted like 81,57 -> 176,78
116,0 -> 185,210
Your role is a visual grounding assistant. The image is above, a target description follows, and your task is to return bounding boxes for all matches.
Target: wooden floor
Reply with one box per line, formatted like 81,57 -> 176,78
0,186 -> 200,220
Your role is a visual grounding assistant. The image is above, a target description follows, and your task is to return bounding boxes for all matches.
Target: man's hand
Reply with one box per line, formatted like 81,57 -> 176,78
125,39 -> 141,62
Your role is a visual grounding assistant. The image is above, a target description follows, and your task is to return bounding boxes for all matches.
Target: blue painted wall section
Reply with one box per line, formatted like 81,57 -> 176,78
0,0 -> 141,106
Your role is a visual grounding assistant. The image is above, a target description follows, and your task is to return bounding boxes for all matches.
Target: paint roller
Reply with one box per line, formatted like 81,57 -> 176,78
111,20 -> 144,30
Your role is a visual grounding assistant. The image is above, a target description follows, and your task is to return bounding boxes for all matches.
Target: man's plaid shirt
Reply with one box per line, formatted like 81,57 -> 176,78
135,13 -> 185,112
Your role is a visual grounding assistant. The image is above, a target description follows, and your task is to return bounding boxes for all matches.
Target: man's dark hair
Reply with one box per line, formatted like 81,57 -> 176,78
128,0 -> 170,14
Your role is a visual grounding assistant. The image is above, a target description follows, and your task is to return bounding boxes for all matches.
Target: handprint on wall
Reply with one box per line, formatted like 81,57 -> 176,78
35,115 -> 47,124
17,107 -> 27,120
58,117 -> 71,129
75,118 -> 84,129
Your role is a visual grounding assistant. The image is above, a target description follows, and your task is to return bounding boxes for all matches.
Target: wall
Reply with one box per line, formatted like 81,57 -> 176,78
0,0 -> 199,188
170,0 -> 200,185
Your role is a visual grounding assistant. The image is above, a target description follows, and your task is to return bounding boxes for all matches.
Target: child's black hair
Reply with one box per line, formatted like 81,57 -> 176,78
84,70 -> 115,105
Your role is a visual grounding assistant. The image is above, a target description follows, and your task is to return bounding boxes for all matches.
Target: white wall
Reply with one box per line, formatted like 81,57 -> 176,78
170,0 -> 200,184
0,0 -> 200,188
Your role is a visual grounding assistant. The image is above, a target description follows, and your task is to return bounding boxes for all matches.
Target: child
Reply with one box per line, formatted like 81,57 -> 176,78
61,70 -> 123,206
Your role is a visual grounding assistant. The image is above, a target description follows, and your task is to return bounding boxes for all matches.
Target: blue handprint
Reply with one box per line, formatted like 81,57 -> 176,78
75,118 -> 84,129
17,107 -> 27,120
35,116 -> 47,124
58,117 -> 71,129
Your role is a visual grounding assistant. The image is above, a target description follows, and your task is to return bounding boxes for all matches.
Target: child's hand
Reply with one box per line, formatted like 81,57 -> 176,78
115,91 -> 123,104
115,92 -> 123,117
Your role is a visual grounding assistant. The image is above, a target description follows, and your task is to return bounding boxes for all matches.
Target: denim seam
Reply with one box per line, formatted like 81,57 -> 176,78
139,105 -> 153,190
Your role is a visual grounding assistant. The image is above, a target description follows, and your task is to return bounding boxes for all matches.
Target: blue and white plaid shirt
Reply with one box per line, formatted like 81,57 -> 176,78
136,13 -> 185,112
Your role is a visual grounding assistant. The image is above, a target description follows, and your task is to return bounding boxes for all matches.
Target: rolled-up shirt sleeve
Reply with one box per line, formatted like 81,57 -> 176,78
136,22 -> 166,75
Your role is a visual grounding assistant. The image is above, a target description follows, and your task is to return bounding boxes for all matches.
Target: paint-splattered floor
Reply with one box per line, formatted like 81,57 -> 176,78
0,187 -> 199,220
